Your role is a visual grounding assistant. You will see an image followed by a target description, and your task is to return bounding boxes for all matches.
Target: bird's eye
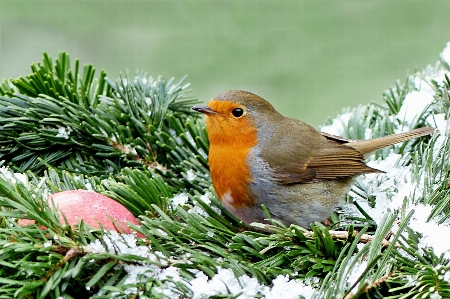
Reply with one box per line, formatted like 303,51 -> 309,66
232,108 -> 244,118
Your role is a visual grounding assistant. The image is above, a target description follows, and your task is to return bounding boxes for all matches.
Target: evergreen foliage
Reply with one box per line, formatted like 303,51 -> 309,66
0,52 -> 449,298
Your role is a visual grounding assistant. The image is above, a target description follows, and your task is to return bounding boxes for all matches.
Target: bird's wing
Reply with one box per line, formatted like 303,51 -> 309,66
319,131 -> 352,143
261,120 -> 381,185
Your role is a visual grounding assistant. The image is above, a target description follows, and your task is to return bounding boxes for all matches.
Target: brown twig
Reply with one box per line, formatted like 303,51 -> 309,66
304,230 -> 392,247
40,245 -> 92,282
343,273 -> 393,299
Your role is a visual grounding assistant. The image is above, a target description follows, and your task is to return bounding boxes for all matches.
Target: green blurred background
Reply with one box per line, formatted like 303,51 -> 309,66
1,1 -> 450,127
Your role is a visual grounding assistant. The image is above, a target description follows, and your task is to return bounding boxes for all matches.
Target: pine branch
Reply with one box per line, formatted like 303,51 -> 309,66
1,49 -> 449,298
0,53 -> 204,180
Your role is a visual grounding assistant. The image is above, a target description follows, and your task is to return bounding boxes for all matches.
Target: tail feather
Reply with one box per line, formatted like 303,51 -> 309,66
348,127 -> 435,155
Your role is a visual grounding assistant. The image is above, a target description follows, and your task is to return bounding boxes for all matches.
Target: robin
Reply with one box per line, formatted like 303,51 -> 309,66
192,90 -> 434,228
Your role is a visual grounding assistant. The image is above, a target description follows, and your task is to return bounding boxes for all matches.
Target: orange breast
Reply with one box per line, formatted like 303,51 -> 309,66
209,144 -> 255,208
205,100 -> 258,208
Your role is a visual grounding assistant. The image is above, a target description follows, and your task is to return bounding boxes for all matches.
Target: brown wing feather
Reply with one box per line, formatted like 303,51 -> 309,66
319,131 -> 351,143
306,141 -> 383,179
273,139 -> 382,184
263,118 -> 433,185
261,118 -> 382,185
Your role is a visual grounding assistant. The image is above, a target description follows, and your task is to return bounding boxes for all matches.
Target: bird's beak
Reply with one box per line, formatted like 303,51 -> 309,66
191,105 -> 217,115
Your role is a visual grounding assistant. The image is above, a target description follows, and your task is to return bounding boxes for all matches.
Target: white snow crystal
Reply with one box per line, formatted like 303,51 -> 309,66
397,91 -> 433,125
426,113 -> 447,135
199,192 -> 212,204
122,144 -> 137,155
186,169 -> 196,182
364,127 -> 373,140
188,192 -> 222,216
348,148 -> 450,260
84,182 -> 93,191
426,113 -> 447,154
88,231 -> 153,259
171,192 -> 189,206
444,268 -> 450,284
429,291 -> 442,299
190,267 -> 262,299
198,148 -> 208,160
413,74 -> 437,96
169,128 -> 183,145
118,264 -> 183,298
185,131 -> 197,147
346,153 -> 416,224
262,275 -> 315,299
320,112 -> 353,136
110,135 -> 117,143
408,204 -> 450,260
56,126 -> 72,139
0,167 -> 27,185
89,232 -> 186,297
440,41 -> 450,65
345,259 -> 368,291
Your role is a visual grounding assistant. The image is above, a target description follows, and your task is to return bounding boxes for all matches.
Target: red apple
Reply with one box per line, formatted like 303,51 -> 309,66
19,190 -> 140,234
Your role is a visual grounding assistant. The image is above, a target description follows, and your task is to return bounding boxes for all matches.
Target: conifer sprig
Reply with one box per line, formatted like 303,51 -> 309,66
0,51 -> 449,298
0,52 -> 204,179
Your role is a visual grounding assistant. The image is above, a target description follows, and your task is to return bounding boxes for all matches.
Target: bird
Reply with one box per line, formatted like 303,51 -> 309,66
192,90 -> 435,228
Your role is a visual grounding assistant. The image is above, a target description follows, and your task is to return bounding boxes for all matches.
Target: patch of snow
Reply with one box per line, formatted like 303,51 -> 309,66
440,41 -> 450,65
262,275 -> 315,299
345,258 -> 368,292
186,169 -> 196,182
56,126 -> 72,139
171,192 -> 189,206
122,144 -> 137,155
88,231 -> 154,260
320,112 -> 353,136
190,267 -> 262,299
169,128 -> 183,145
397,91 -> 433,125
364,127 -> 372,140
408,204 -> 450,260
189,268 -> 315,299
347,153 -> 414,224
426,113 -> 448,153
188,192 -> 222,216
0,167 -> 27,185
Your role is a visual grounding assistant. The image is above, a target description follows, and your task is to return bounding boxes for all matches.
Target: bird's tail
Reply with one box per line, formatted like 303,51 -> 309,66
348,127 -> 435,156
